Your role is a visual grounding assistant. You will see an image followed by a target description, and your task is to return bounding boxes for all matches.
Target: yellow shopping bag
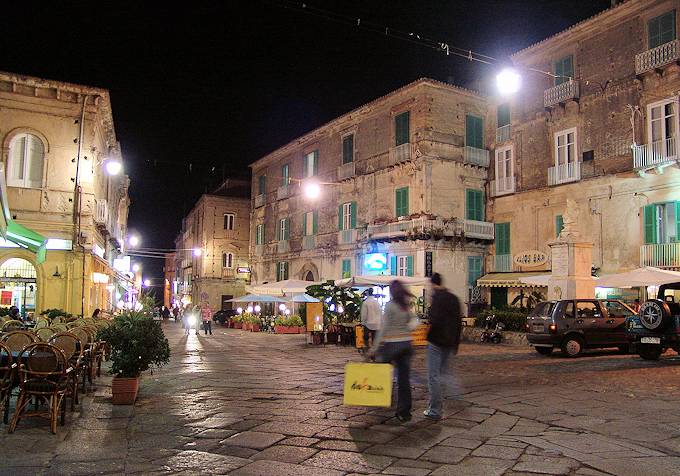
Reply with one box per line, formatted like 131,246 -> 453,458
343,362 -> 393,407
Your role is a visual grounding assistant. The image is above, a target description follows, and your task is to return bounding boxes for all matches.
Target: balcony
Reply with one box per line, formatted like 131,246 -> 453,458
277,185 -> 291,200
222,268 -> 235,278
491,176 -> 516,197
464,219 -> 495,240
636,39 -> 680,75
464,147 -> 490,167
277,240 -> 290,254
302,235 -> 316,250
548,162 -> 581,186
640,242 -> 680,268
388,143 -> 411,166
254,194 -> 266,208
496,125 -> 511,143
544,80 -> 580,108
255,244 -> 264,256
367,217 -> 455,241
337,161 -> 356,180
338,229 -> 357,244
494,254 -> 512,272
95,199 -> 108,226
632,136 -> 677,170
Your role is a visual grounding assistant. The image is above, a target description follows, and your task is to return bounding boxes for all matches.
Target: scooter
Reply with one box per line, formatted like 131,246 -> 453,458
480,315 -> 504,344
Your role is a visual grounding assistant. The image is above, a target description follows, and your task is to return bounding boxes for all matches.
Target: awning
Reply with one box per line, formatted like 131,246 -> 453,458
247,279 -> 321,296
596,266 -> 680,288
477,272 -> 550,288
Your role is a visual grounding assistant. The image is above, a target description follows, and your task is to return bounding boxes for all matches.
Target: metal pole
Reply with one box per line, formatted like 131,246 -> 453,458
74,95 -> 87,317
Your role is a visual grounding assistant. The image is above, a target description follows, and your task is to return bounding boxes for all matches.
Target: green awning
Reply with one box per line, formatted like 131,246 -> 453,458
4,220 -> 47,264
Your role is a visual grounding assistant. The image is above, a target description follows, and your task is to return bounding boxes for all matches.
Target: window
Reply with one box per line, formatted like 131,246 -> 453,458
563,301 -> 575,319
338,202 -> 356,230
647,99 -> 677,156
554,55 -> 574,86
222,252 -> 233,268
390,255 -> 414,277
603,300 -> 635,319
497,103 -> 510,128
303,150 -> 318,178
556,215 -> 564,238
576,301 -> 601,319
555,128 -> 577,166
277,261 -> 289,281
648,10 -> 676,49
281,164 -> 290,186
465,189 -> 485,221
342,259 -> 351,278
395,187 -> 409,217
342,134 -> 354,164
303,211 -> 318,236
495,145 -> 513,182
467,256 -> 483,287
465,114 -> 484,149
643,202 -> 680,244
277,217 -> 290,241
495,223 -> 510,256
256,223 -> 264,245
7,133 -> 44,189
223,213 -> 234,230
395,111 -> 410,146
258,175 -> 266,195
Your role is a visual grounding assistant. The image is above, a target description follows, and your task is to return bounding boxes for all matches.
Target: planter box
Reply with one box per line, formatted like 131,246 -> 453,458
250,324 -> 260,332
275,325 -> 304,334
234,322 -> 242,329
111,376 -> 139,405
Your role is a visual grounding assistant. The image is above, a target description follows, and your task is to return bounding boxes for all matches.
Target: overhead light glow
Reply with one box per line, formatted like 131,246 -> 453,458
496,68 -> 521,95
193,248 -> 202,257
305,182 -> 321,199
105,159 -> 122,176
128,235 -> 140,247
143,279 -> 151,287
132,264 -> 140,272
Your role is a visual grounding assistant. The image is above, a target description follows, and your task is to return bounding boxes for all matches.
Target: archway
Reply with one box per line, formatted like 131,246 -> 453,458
0,258 -> 38,319
304,271 -> 314,282
298,262 -> 320,282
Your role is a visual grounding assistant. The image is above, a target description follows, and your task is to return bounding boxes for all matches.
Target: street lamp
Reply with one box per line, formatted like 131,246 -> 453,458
105,158 -> 122,176
193,248 -> 202,257
496,68 -> 521,95
128,235 -> 140,247
304,181 -> 321,200
143,279 -> 151,287
132,263 -> 140,272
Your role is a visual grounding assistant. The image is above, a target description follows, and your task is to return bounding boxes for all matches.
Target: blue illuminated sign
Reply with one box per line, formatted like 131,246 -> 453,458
364,253 -> 388,272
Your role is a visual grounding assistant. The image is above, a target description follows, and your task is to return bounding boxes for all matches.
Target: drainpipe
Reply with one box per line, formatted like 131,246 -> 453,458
73,95 -> 87,317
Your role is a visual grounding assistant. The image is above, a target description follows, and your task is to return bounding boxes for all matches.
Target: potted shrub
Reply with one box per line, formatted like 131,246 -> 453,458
232,313 -> 243,329
246,314 -> 261,332
97,311 -> 170,405
274,315 -> 304,334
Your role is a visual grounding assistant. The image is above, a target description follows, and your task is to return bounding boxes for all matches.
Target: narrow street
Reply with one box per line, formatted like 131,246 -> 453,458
2,323 -> 680,475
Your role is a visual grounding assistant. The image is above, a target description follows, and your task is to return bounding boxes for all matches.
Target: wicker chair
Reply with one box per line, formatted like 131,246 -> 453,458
51,323 -> 68,333
49,332 -> 83,409
68,327 -> 94,388
0,342 -> 14,424
8,343 -> 71,434
34,319 -> 50,330
0,330 -> 38,353
1,320 -> 25,332
35,327 -> 57,342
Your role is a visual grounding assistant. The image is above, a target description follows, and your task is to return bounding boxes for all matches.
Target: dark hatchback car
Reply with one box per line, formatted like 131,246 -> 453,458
627,283 -> 680,360
212,309 -> 238,325
527,299 -> 635,357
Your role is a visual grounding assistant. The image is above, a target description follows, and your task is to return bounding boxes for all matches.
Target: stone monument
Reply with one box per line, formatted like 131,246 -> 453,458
547,198 -> 595,300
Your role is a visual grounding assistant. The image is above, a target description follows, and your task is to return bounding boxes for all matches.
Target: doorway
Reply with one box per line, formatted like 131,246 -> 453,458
0,258 -> 38,319
490,287 -> 507,309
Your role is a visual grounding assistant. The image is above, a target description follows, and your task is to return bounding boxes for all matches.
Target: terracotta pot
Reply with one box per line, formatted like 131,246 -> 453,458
111,376 -> 139,405
250,324 -> 260,332
275,325 -> 299,334
234,322 -> 242,329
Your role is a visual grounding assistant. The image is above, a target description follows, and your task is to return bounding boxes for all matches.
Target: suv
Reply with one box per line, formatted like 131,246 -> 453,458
527,299 -> 634,357
212,309 -> 238,326
627,283 -> 680,360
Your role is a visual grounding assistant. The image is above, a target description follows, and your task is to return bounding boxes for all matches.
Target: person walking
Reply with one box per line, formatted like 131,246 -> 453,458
369,280 -> 418,422
201,302 -> 213,335
161,305 -> 171,321
360,288 -> 382,353
424,273 -> 462,421
182,308 -> 193,335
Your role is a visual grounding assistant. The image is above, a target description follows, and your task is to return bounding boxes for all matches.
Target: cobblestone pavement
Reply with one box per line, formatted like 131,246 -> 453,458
2,322 -> 680,475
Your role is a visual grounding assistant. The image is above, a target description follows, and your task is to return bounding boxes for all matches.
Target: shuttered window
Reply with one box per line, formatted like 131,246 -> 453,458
649,10 -> 676,49
342,259 -> 351,278
497,104 -> 510,128
554,55 -> 574,86
466,189 -> 485,221
556,215 -> 564,238
468,256 -> 483,287
281,164 -> 290,186
338,202 -> 356,230
391,255 -> 413,276
495,223 -> 510,255
256,224 -> 264,245
303,150 -> 318,177
258,175 -> 266,195
644,205 -> 658,244
395,187 -> 409,217
277,262 -> 289,281
395,111 -> 410,146
276,217 -> 290,241
303,211 -> 318,236
465,114 -> 484,149
342,134 -> 354,164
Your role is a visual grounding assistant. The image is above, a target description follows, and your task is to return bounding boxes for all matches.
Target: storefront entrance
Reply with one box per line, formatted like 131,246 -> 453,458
0,258 -> 37,319
490,287 -> 508,309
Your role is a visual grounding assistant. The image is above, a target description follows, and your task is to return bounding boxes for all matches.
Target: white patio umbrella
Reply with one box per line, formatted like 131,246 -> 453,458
225,293 -> 286,303
335,275 -> 428,288
287,293 -> 320,303
596,266 -> 680,288
248,279 -> 320,296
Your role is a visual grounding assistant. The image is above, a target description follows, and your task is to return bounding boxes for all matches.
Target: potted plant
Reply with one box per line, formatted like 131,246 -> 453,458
232,313 -> 243,329
274,315 -> 304,334
246,314 -> 261,332
97,311 -> 170,405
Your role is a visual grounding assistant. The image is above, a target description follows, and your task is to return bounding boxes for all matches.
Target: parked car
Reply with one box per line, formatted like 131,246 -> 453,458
212,309 -> 238,325
626,283 -> 680,360
526,299 -> 634,357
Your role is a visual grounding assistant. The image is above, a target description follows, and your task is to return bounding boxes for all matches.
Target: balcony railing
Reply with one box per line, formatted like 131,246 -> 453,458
388,143 -> 411,166
632,136 -> 677,170
496,125 -> 511,143
494,254 -> 512,272
222,268 -> 235,278
491,176 -> 516,197
464,219 -> 495,240
636,39 -> 680,75
277,185 -> 291,200
548,162 -> 581,186
255,244 -> 264,256
367,217 -> 454,239
640,242 -> 680,268
464,147 -> 490,167
302,235 -> 316,250
338,229 -> 357,244
544,80 -> 580,107
95,198 -> 108,225
337,162 -> 356,180
277,240 -> 290,254
254,194 -> 266,208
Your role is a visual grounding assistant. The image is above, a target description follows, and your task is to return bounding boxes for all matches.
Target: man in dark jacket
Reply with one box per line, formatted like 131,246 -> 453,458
424,273 -> 461,420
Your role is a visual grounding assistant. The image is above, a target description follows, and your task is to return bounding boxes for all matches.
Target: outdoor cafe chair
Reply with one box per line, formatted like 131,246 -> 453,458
1,320 -> 25,332
0,331 -> 38,354
68,327 -> 95,387
0,342 -> 15,424
51,323 -> 68,333
35,327 -> 57,342
8,343 -> 71,434
49,332 -> 83,409
34,319 -> 49,330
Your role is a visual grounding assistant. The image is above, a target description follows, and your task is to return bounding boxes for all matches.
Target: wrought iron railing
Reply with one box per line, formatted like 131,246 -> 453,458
496,125 -> 511,143
548,162 -> 581,185
632,136 -> 677,169
636,39 -> 680,75
464,147 -> 490,167
544,80 -> 580,107
640,242 -> 680,268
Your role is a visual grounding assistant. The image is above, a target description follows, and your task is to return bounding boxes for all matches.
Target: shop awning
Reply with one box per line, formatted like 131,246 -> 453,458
477,272 -> 549,288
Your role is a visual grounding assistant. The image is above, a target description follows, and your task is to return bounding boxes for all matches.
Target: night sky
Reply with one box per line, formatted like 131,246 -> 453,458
0,0 -> 611,283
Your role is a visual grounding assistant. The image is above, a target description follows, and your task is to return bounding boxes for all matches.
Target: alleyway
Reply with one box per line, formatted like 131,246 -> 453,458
2,323 -> 680,475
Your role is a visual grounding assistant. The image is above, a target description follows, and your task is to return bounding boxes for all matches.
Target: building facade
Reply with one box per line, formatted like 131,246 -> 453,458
173,180 -> 251,310
0,71 -> 131,318
249,79 -> 495,310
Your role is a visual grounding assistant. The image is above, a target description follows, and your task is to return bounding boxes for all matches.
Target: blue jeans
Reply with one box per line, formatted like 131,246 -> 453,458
377,341 -> 413,417
427,343 -> 452,417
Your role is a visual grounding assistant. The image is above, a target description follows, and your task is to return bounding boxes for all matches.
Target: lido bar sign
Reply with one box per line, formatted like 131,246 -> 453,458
513,250 -> 548,268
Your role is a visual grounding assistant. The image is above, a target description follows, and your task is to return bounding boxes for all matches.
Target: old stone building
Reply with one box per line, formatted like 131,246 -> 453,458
0,71 -> 131,317
173,179 -> 251,310
482,0 -> 680,306
249,79 -> 495,309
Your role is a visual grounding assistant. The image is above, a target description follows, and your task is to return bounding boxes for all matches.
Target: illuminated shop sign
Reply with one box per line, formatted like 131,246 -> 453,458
364,253 -> 388,272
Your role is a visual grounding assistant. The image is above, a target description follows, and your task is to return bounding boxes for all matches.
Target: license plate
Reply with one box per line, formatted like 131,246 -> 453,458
641,337 -> 661,344
532,325 -> 544,332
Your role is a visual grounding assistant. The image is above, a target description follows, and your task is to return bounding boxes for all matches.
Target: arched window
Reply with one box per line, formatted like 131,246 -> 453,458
8,133 -> 44,189
222,252 -> 233,268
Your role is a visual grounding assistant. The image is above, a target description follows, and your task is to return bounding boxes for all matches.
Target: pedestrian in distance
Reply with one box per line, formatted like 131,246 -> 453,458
423,273 -> 462,421
201,301 -> 213,335
161,305 -> 171,321
631,298 -> 641,313
360,288 -> 382,355
369,280 -> 419,423
182,309 -> 193,335
92,308 -> 101,319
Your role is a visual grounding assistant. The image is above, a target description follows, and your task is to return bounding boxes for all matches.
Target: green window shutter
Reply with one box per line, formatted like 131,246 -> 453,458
556,215 -> 564,238
277,262 -> 281,281
554,55 -> 573,85
276,220 -> 281,241
342,259 -> 351,278
395,111 -> 410,146
338,204 -> 344,230
313,210 -> 318,234
466,115 -> 483,149
495,223 -> 510,255
466,189 -> 474,220
649,11 -> 676,49
497,104 -> 510,128
342,135 -> 354,164
477,190 -> 485,221
284,218 -> 290,240
466,189 -> 483,221
312,150 -> 318,176
303,155 -> 308,177
258,175 -> 266,195
644,205 -> 658,244
396,187 -> 409,217
676,202 -> 680,241
468,256 -> 482,286
303,213 -> 307,236
282,164 -> 289,186
284,262 -> 289,280
406,256 -> 414,277
390,256 -> 397,275
350,201 -> 357,229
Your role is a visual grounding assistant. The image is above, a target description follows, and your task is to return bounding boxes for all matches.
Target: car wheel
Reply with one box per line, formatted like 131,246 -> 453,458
639,299 -> 671,331
638,344 -> 662,360
561,335 -> 583,357
535,346 -> 553,356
